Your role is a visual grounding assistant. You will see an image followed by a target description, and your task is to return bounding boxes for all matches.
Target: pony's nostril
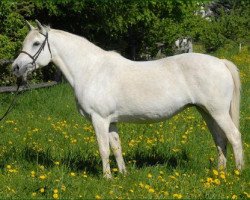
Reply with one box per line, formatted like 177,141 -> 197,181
13,64 -> 20,72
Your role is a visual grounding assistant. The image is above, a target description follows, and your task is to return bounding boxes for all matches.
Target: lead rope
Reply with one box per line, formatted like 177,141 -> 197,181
0,80 -> 23,121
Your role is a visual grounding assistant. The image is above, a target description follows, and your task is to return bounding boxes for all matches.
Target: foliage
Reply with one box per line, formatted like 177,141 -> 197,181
0,0 -> 249,85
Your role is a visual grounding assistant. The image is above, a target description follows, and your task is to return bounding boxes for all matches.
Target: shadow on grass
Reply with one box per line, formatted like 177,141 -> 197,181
129,147 -> 190,169
22,146 -> 102,175
21,145 -> 190,175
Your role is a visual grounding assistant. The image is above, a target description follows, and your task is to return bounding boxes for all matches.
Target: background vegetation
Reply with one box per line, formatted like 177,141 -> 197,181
0,0 -> 249,85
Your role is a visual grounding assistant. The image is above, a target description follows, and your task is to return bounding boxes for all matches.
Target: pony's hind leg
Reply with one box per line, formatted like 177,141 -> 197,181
211,112 -> 244,170
198,108 -> 228,169
109,123 -> 126,174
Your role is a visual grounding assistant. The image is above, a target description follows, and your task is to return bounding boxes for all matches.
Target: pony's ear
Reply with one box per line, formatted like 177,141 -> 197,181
35,19 -> 46,34
26,20 -> 34,31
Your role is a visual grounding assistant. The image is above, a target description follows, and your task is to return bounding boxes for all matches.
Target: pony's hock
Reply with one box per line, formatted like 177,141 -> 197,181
12,20 -> 244,178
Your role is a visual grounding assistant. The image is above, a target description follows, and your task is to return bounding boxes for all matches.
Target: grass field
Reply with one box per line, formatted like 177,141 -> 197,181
0,48 -> 249,199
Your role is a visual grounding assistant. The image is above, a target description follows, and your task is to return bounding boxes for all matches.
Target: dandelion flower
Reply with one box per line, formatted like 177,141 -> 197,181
139,182 -> 144,188
53,193 -> 59,199
163,191 -> 169,196
173,193 -> 183,199
70,172 -> 76,177
31,171 -> 36,178
145,184 -> 150,189
112,168 -> 118,172
234,170 -> 240,176
232,194 -> 237,199
109,190 -> 114,195
206,177 -> 213,183
147,173 -> 152,178
213,169 -> 219,176
243,192 -> 250,198
54,161 -> 60,165
61,185 -> 66,191
39,175 -> 47,180
95,195 -> 101,199
220,173 -> 226,179
40,188 -> 45,193
148,188 -> 155,193
214,179 -> 221,185
54,189 -> 58,194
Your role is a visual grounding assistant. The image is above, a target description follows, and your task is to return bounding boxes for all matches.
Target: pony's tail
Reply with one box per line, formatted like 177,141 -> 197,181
222,59 -> 241,129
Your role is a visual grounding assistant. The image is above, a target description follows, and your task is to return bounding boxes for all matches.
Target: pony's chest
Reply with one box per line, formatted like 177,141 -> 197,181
74,85 -> 116,118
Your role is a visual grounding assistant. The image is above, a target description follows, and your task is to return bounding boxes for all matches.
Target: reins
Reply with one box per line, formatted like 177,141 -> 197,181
0,81 -> 22,121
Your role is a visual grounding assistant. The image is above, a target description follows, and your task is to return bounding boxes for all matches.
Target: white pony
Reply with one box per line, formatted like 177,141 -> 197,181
13,20 -> 243,178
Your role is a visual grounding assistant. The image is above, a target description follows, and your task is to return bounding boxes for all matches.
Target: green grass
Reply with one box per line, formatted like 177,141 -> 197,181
0,48 -> 249,199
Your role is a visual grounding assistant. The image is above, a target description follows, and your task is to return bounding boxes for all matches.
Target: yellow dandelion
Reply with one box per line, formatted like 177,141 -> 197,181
145,184 -> 150,189
213,169 -> 219,176
163,191 -> 169,196
54,189 -> 58,194
31,171 -> 36,178
206,177 -> 213,183
54,161 -> 60,165
232,194 -> 237,199
6,165 -> 11,169
173,193 -> 183,199
243,192 -> 250,198
40,188 -> 45,193
83,174 -> 88,178
214,178 -> 221,185
148,188 -> 155,193
39,175 -> 47,180
204,182 -> 211,188
139,182 -> 144,188
112,168 -> 118,172
169,175 -> 176,180
234,170 -> 240,176
32,192 -> 37,197
70,172 -> 76,177
39,165 -> 45,170
53,193 -> 59,199
109,190 -> 114,195
129,189 -> 134,193
220,173 -> 226,179
61,185 -> 66,191
95,195 -> 101,199
147,173 -> 152,178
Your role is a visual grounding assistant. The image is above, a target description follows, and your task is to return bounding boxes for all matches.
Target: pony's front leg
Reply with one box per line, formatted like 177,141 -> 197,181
91,113 -> 112,178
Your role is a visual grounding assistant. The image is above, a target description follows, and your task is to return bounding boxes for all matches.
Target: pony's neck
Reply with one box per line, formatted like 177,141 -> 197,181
49,29 -> 105,87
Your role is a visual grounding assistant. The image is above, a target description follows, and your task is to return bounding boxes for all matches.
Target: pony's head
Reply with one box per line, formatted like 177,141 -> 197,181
12,20 -> 52,80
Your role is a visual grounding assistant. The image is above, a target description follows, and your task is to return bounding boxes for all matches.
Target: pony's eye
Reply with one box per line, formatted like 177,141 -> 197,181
33,41 -> 40,46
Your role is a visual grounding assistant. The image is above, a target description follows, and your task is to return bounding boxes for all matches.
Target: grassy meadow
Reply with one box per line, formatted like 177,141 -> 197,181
0,48 -> 249,199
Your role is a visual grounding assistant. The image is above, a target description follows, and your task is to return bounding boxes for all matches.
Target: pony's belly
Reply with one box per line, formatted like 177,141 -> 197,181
114,105 -> 190,123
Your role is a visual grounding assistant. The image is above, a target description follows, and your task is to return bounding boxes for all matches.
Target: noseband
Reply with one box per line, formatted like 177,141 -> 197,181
20,32 -> 52,66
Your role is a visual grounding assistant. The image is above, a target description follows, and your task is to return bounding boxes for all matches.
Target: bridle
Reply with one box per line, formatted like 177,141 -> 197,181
20,32 -> 52,67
